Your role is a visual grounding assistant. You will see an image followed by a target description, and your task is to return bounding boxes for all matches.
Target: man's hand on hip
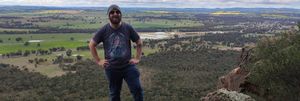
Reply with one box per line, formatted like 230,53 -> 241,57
129,58 -> 140,65
98,59 -> 109,69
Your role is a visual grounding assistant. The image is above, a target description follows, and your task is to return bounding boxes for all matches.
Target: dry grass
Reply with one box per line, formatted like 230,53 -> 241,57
211,11 -> 245,15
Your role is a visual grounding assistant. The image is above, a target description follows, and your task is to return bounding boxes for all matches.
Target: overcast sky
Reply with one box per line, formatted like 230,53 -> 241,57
0,0 -> 300,8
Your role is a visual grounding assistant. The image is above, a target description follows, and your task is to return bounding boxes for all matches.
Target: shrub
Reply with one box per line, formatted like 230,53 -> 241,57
24,42 -> 30,46
247,31 -> 300,100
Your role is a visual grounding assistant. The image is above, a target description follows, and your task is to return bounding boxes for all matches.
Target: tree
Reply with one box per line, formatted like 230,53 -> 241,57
70,37 -> 74,41
53,55 -> 64,64
0,39 -> 3,43
297,21 -> 300,29
61,47 -> 66,51
173,34 -> 179,39
66,49 -> 72,57
23,50 -> 31,56
76,55 -> 83,61
247,31 -> 300,100
37,43 -> 40,47
15,37 -> 23,42
28,59 -> 34,63
24,42 -> 30,46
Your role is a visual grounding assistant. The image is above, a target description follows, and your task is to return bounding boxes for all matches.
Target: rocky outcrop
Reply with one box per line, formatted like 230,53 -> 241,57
202,48 -> 257,101
201,89 -> 255,101
217,67 -> 249,91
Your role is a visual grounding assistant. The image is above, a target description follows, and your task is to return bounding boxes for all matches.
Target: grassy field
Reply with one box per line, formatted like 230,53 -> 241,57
0,33 -> 91,77
0,9 -> 204,31
261,14 -> 289,19
0,47 -> 157,77
0,52 -> 65,77
0,33 -> 92,54
211,11 -> 246,15
0,33 -> 158,77
130,19 -> 203,29
0,28 -> 38,32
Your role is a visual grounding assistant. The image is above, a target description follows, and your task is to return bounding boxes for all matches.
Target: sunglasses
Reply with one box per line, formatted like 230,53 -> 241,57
109,10 -> 121,15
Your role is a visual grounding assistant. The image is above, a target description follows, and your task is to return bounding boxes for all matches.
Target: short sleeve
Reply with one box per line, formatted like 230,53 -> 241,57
128,24 -> 140,42
92,26 -> 106,44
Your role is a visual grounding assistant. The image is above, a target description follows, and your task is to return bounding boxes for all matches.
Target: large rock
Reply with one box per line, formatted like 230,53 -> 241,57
201,89 -> 255,101
217,67 -> 250,91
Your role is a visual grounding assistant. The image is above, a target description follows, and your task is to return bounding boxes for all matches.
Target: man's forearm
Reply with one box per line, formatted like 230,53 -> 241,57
89,41 -> 101,63
135,39 -> 143,60
90,47 -> 100,62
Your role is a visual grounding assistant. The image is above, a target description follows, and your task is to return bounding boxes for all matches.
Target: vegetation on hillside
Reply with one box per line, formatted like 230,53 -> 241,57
0,39 -> 239,100
245,28 -> 300,100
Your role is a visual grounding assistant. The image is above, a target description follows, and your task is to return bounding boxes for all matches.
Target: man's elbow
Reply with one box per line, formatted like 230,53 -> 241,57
89,40 -> 97,49
136,39 -> 143,47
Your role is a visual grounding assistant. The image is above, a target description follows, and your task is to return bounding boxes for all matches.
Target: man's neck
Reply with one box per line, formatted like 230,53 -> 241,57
110,22 -> 122,29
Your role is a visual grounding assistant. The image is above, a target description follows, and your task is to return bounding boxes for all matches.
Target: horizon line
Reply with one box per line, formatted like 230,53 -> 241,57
1,5 -> 300,10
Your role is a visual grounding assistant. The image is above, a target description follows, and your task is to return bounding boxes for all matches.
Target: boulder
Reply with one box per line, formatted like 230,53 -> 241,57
201,89 -> 255,101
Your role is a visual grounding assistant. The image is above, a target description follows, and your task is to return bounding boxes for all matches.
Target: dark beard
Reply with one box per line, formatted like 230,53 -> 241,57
109,16 -> 121,25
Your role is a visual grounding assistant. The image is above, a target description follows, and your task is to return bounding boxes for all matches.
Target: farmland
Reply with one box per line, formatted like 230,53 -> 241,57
0,33 -> 91,54
1,6 -> 300,100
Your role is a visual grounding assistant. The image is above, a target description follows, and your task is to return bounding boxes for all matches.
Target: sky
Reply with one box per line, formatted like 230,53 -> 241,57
0,0 -> 300,9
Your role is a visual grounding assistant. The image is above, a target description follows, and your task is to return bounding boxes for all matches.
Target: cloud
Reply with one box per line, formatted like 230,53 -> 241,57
0,0 -> 300,8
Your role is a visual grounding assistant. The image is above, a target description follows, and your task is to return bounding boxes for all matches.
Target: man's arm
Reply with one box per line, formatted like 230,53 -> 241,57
130,39 -> 143,64
135,39 -> 143,59
89,39 -> 108,67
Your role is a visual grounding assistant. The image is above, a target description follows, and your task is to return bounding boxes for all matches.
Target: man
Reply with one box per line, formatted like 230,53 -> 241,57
89,4 -> 143,101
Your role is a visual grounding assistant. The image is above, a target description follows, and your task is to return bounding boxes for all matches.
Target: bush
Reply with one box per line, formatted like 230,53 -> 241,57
297,21 -> 300,29
70,37 -> 74,41
28,59 -> 34,63
15,37 -> 22,42
23,50 -> 31,56
66,49 -> 72,57
63,58 -> 74,63
37,43 -> 40,47
247,31 -> 300,100
76,55 -> 83,61
24,42 -> 30,46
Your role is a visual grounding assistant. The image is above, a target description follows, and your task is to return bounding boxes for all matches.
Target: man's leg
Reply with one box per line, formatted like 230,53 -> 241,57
124,65 -> 143,101
105,69 -> 123,101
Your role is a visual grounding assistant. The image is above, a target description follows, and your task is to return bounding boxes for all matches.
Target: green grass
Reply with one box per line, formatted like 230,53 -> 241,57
0,33 -> 92,54
0,33 -> 159,55
0,28 -> 38,32
261,14 -> 289,19
73,50 -> 105,59
0,52 -> 65,77
73,47 -> 158,59
0,33 -> 157,77
33,18 -> 202,29
35,64 -> 65,77
58,21 -> 108,29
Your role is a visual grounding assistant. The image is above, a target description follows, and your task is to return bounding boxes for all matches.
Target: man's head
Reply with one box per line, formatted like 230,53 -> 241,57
107,4 -> 122,25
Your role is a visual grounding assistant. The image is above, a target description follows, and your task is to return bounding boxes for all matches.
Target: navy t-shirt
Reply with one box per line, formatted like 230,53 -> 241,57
92,23 -> 140,69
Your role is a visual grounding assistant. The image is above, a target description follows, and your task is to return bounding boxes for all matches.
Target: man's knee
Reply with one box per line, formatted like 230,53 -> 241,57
130,85 -> 143,95
109,90 -> 121,100
132,86 -> 143,101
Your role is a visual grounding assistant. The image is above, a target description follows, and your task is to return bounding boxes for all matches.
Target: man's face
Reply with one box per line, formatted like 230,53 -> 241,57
109,10 -> 121,24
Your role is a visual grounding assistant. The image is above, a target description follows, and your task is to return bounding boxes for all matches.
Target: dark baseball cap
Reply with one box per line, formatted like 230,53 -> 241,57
107,4 -> 122,15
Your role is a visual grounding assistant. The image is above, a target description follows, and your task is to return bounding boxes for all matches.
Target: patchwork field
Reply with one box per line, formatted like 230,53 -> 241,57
0,33 -> 92,54
1,6 -> 300,100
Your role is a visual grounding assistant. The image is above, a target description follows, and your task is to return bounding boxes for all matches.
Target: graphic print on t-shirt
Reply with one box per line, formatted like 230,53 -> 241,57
108,32 -> 127,60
